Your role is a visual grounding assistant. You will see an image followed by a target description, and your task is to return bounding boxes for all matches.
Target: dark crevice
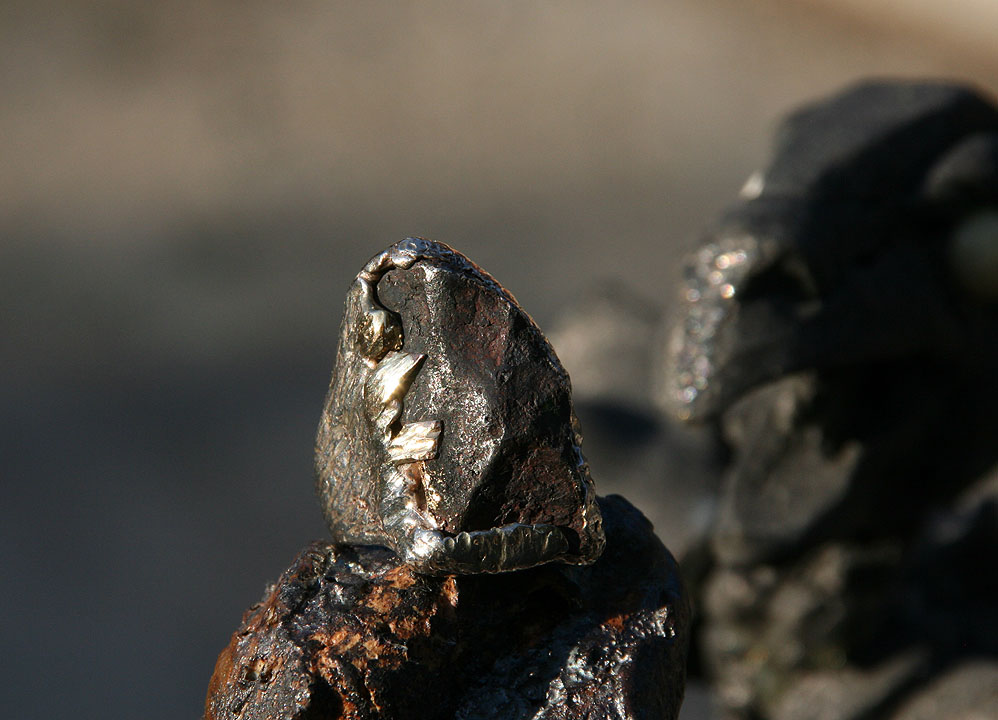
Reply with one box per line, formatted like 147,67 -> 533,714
294,678 -> 343,720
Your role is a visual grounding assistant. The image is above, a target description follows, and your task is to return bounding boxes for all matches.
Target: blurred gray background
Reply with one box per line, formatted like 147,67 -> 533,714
3,1 -> 997,718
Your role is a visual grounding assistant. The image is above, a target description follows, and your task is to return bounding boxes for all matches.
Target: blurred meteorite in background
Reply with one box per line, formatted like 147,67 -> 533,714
4,2 -> 998,719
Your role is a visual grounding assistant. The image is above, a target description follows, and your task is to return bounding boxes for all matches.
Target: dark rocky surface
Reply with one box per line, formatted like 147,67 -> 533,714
662,81 -> 998,424
662,80 -> 998,719
205,495 -> 690,720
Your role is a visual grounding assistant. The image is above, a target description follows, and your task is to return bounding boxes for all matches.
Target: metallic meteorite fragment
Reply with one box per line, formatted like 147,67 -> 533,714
315,238 -> 604,574
662,80 -> 998,423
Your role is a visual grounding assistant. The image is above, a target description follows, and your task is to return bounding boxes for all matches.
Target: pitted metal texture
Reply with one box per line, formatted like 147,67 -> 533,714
315,238 -> 604,574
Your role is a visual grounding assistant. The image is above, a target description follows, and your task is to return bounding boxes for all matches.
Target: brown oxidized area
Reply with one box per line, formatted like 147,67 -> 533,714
314,238 -> 603,574
204,543 -> 453,720
204,496 -> 689,720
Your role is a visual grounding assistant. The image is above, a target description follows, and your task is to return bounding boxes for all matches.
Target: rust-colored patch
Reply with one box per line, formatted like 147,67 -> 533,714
440,576 -> 459,607
322,629 -> 364,656
380,564 -> 418,590
604,614 -> 628,632
388,614 -> 431,637
364,570 -> 416,615
362,637 -> 384,658
399,462 -> 429,512
204,643 -> 235,720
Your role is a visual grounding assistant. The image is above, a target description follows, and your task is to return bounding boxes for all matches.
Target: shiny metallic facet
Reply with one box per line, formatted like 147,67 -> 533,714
387,420 -> 443,464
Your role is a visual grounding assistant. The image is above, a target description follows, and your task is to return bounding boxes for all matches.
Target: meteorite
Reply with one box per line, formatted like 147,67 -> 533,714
314,238 -> 605,574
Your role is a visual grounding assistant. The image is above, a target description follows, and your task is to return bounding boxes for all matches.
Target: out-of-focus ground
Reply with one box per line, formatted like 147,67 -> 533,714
3,2 -> 997,718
